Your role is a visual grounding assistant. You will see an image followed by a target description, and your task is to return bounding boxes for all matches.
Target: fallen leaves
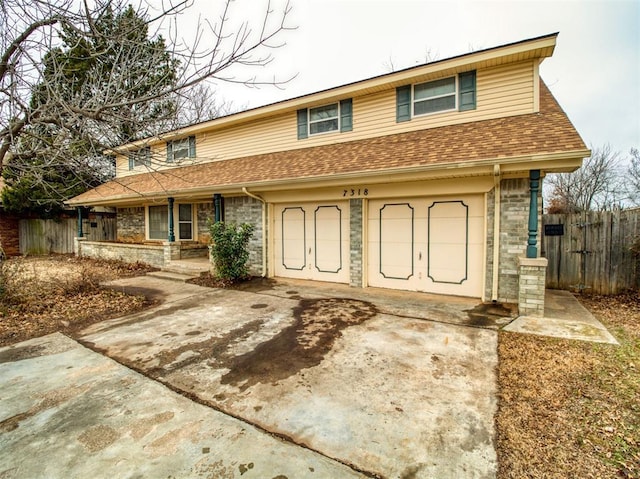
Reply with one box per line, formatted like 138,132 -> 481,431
0,255 -> 156,346
497,291 -> 640,479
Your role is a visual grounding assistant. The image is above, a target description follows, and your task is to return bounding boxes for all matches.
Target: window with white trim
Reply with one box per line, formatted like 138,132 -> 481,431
309,103 -> 339,135
146,203 -> 195,241
178,204 -> 193,240
297,99 -> 353,139
166,135 -> 195,163
128,147 -> 151,170
413,77 -> 457,116
396,70 -> 476,123
148,205 -> 168,240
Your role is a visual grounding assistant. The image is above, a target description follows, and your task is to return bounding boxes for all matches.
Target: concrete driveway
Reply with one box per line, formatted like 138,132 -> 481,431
1,277 -> 504,478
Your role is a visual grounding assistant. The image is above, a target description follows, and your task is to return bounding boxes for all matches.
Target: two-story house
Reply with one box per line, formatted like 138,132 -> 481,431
68,33 -> 589,315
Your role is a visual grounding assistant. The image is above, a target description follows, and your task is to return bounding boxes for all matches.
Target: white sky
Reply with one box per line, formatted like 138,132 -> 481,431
186,0 -> 640,157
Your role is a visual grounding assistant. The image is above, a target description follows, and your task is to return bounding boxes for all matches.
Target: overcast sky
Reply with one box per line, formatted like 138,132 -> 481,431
187,0 -> 639,158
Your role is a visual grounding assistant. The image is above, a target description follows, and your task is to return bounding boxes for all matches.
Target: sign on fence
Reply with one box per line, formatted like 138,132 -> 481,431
544,224 -> 564,236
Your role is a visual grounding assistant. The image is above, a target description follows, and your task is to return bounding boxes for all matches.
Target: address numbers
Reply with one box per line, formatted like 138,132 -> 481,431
342,188 -> 369,197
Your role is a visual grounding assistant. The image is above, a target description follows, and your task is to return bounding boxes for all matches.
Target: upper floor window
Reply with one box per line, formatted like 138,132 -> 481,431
297,98 -> 352,139
309,103 -> 339,135
396,70 -> 476,122
414,77 -> 456,115
128,147 -> 151,170
166,135 -> 195,163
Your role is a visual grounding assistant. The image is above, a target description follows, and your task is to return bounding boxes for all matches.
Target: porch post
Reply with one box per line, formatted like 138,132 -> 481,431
167,197 -> 175,242
76,207 -> 83,237
213,193 -> 223,223
527,170 -> 541,258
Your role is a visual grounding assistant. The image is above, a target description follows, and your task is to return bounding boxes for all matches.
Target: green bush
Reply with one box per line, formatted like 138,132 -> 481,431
209,221 -> 254,282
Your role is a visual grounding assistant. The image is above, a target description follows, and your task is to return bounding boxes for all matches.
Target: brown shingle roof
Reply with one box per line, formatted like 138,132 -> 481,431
69,81 -> 587,205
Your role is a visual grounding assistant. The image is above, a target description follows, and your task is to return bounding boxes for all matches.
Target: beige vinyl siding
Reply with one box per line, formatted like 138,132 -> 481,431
116,61 -> 535,178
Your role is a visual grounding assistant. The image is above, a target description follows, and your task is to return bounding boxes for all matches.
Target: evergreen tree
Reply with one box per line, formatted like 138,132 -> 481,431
2,5 -> 179,215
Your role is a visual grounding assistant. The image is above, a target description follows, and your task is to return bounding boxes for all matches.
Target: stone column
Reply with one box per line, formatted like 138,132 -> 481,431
163,241 -> 181,265
518,257 -> 548,317
74,236 -> 87,256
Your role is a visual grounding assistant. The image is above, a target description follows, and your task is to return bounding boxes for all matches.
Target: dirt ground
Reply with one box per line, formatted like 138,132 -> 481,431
0,256 -> 638,477
0,255 -> 156,346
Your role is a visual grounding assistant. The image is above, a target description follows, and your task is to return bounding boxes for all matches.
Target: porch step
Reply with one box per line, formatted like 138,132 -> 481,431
162,258 -> 211,276
146,271 -> 200,282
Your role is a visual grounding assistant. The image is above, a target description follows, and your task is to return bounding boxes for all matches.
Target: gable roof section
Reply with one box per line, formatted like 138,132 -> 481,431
68,81 -> 588,207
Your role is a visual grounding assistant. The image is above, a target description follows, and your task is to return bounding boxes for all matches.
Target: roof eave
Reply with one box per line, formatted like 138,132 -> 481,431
66,147 -> 588,207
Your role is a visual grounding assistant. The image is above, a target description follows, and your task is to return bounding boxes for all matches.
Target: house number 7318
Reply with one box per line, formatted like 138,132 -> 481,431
343,188 -> 369,197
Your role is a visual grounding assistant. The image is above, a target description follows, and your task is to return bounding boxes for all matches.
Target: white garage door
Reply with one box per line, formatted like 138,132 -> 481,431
368,195 -> 484,297
274,201 -> 350,283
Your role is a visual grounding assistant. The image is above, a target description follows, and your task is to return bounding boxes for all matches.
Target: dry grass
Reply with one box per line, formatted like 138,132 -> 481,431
0,255 -> 156,346
497,291 -> 640,479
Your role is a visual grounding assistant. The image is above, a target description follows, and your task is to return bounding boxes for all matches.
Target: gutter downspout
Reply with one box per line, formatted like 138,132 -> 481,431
492,164 -> 501,302
242,187 -> 267,278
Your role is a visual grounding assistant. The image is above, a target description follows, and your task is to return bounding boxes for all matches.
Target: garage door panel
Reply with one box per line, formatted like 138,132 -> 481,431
314,205 -> 343,274
379,203 -> 414,281
427,243 -> 468,284
275,202 -> 349,283
369,195 -> 484,297
427,201 -> 469,285
281,207 -> 306,271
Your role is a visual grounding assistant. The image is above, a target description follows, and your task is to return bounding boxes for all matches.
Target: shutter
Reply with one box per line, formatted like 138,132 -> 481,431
166,141 -> 173,163
396,85 -> 411,122
340,98 -> 353,132
459,70 -> 476,111
297,109 -> 308,139
188,135 -> 196,157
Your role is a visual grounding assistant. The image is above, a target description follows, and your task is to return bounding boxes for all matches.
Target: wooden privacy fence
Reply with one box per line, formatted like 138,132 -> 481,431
19,217 -> 116,255
542,209 -> 640,294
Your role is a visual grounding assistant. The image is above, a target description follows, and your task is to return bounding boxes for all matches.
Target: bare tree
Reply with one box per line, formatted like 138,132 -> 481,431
545,144 -> 624,212
626,148 -> 640,206
0,0 -> 294,171
171,82 -> 241,128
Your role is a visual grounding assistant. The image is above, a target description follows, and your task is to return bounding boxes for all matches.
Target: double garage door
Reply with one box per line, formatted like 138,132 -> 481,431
274,195 -> 484,297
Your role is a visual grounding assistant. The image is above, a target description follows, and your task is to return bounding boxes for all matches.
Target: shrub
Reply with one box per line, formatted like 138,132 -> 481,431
209,221 -> 254,282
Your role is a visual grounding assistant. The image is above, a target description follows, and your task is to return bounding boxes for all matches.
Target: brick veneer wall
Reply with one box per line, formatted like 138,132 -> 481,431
79,240 -> 165,267
0,212 -> 19,256
197,202 -> 213,243
116,207 -> 145,242
224,196 -> 264,275
350,198 -> 363,287
498,178 -> 542,303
